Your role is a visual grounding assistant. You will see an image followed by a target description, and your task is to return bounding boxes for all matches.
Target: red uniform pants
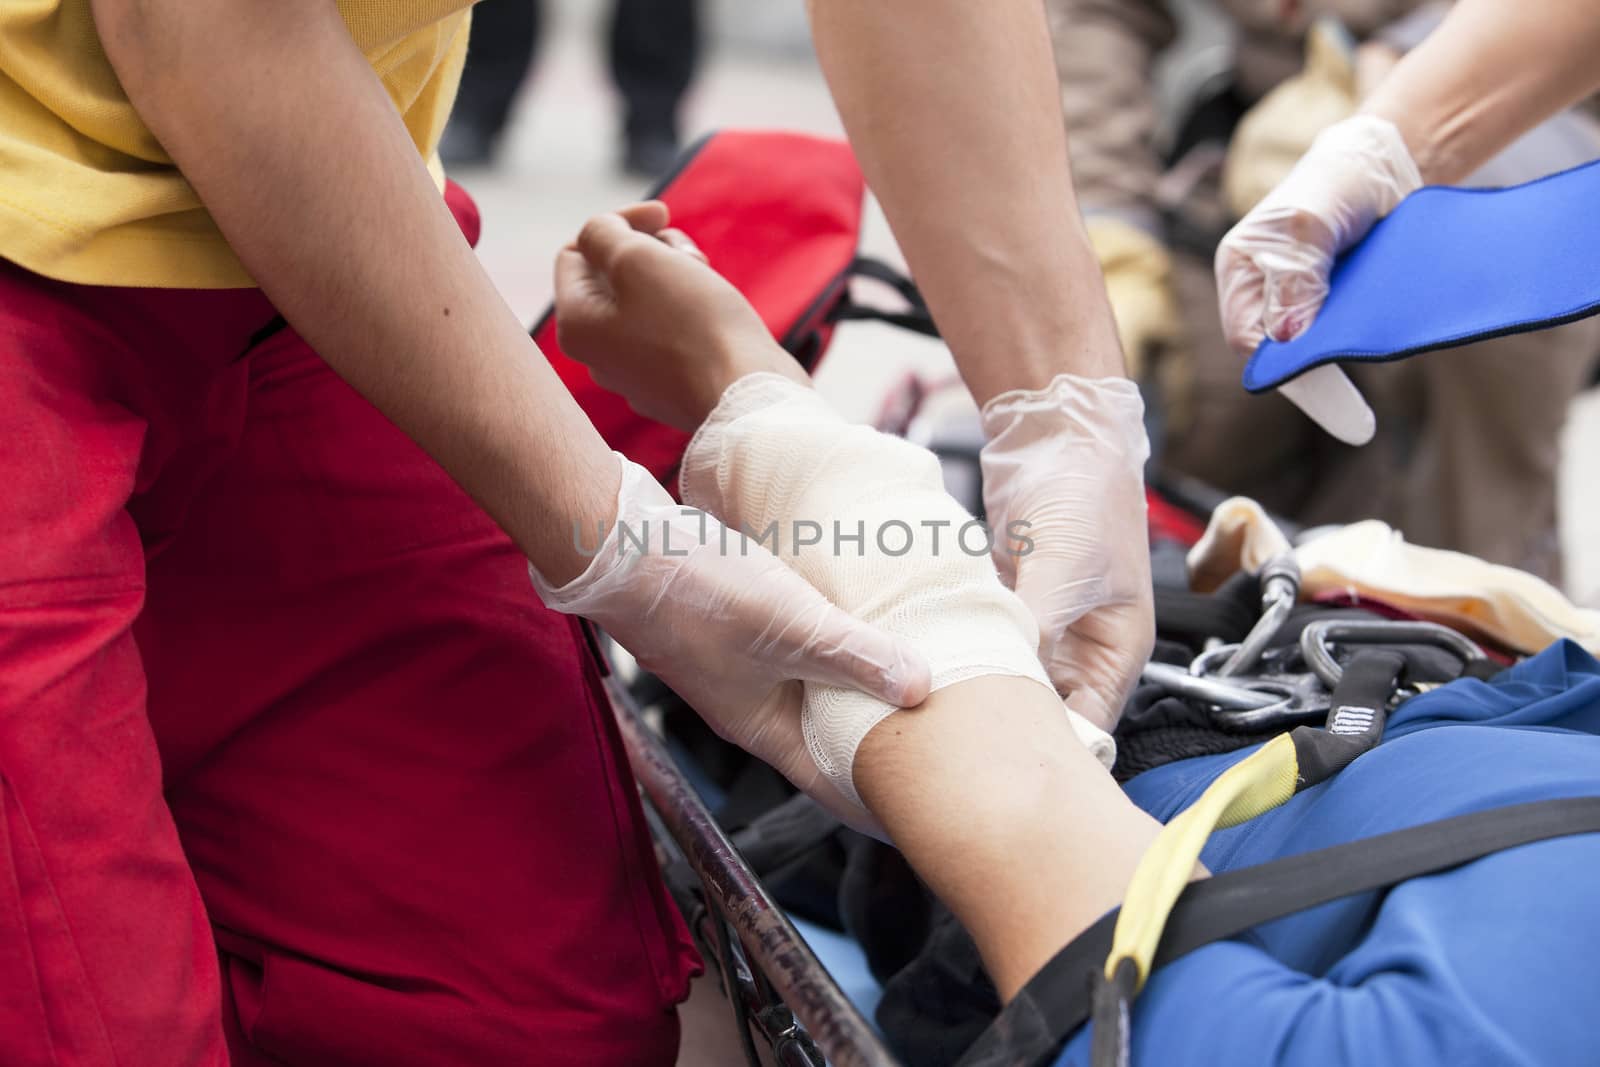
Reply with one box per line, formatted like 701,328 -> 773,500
0,184 -> 697,1066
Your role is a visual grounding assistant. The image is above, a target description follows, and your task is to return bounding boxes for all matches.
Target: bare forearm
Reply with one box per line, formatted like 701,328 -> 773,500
1362,0 -> 1600,185
854,676 -> 1160,999
93,0 -> 615,583
806,0 -> 1126,404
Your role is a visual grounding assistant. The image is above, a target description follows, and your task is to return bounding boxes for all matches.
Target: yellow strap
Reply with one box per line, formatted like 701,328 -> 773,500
1105,733 -> 1300,987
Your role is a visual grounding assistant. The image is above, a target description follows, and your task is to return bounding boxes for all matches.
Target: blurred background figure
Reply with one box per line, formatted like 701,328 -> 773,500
1048,0 -> 1600,585
442,0 -> 699,177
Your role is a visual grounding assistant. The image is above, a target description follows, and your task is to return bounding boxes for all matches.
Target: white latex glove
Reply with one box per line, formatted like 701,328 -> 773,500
979,374 -> 1154,732
530,453 -> 933,813
1215,114 -> 1424,445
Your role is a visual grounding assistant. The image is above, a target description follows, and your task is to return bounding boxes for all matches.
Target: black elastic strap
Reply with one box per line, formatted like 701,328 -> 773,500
955,796 -> 1600,1067
830,302 -> 942,338
1088,957 -> 1138,1067
1290,650 -> 1404,790
848,256 -> 930,310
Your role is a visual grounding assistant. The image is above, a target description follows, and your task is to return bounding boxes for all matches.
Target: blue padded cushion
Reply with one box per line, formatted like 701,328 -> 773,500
1243,156 -> 1600,393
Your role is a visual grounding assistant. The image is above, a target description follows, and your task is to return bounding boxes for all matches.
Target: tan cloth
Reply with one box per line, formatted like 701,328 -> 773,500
1186,497 -> 1294,594
1086,215 -> 1183,380
1047,0 -> 1177,229
1188,497 -> 1600,656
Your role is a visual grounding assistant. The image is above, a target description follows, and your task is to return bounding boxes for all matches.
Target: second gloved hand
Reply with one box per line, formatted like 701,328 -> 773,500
529,453 -> 932,816
1215,114 -> 1423,444
980,373 -> 1154,732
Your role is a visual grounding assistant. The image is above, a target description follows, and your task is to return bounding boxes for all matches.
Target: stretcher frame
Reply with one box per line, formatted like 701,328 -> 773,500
605,674 -> 903,1067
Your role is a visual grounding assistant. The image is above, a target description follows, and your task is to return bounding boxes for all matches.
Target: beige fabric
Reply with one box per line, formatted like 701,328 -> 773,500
1188,499 -> 1600,655
1086,215 -> 1184,382
1187,497 -> 1293,594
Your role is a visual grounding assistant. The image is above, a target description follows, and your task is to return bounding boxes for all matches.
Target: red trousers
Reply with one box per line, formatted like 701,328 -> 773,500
0,184 -> 698,1066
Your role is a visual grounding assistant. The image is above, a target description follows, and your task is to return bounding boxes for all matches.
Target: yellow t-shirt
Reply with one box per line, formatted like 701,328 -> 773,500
0,1 -> 471,289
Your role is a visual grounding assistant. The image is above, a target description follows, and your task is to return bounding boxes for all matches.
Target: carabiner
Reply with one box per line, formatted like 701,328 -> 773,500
1299,619 -> 1487,690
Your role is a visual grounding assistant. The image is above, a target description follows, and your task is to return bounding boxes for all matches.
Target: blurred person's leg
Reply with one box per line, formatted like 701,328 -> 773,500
1395,321 -> 1600,585
1046,0 -> 1176,226
440,0 -> 541,166
608,0 -> 699,178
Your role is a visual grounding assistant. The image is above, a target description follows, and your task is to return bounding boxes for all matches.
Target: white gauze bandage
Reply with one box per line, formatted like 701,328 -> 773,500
680,373 -> 1113,820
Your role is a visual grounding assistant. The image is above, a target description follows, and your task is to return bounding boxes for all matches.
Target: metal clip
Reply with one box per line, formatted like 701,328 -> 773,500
1299,619 -> 1487,690
1140,660 -> 1330,731
1218,553 -> 1301,677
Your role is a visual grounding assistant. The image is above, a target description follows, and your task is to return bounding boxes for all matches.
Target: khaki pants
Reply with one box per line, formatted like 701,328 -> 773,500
1163,253 -> 1600,585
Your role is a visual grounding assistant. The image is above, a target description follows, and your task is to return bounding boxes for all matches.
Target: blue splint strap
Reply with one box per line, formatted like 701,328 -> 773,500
1243,156 -> 1600,394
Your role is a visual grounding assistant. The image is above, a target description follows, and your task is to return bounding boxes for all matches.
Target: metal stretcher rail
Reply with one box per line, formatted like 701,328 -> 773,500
607,677 -> 901,1067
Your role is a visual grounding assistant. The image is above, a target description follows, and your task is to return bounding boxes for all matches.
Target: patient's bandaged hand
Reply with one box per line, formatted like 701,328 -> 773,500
681,374 -> 1113,830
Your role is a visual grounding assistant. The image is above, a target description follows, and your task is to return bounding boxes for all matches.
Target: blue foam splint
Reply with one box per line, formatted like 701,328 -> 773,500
1243,156 -> 1600,394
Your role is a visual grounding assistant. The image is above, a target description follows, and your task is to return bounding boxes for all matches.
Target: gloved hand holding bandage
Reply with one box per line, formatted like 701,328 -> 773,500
680,373 -> 1114,833
529,451 -> 932,826
979,373 -> 1154,734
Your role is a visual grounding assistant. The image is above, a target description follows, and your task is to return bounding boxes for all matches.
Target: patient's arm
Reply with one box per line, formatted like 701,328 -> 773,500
679,374 -> 1118,827
855,676 -> 1159,998
555,209 -> 1163,998
681,372 -> 1161,997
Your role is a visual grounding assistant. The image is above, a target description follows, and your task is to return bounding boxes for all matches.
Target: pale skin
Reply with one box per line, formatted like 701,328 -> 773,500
93,0 -> 1137,584
557,209 -> 1165,1000
1360,0 -> 1600,184
803,0 -> 1155,731
92,0 -> 614,587
854,678 -> 1160,999
804,0 -> 1129,399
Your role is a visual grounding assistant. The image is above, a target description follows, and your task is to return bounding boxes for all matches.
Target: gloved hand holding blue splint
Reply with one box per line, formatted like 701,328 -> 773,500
1218,0 -> 1600,446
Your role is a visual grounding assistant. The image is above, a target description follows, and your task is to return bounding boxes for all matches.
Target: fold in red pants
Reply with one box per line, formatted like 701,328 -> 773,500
0,183 -> 698,1066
